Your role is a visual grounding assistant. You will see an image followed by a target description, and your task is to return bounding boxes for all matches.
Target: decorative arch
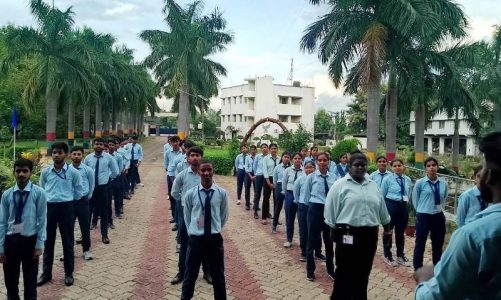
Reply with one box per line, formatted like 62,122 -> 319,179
241,117 -> 288,146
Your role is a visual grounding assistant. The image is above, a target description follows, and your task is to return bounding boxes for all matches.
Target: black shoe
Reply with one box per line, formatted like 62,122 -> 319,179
37,274 -> 52,286
172,225 -> 178,231
245,206 -> 250,211
102,237 -> 110,244
268,214 -> 273,219
327,270 -> 336,281
278,221 -> 282,225
90,224 -> 97,230
109,223 -> 115,229
75,238 -> 82,245
170,273 -> 183,285
169,219 -> 176,223
65,274 -> 74,286
307,273 -> 315,281
315,254 -> 326,262
254,212 -> 259,219
203,272 -> 212,284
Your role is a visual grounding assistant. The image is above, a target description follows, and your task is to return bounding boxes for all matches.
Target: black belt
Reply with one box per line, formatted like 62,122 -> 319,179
385,198 -> 406,203
6,234 -> 36,242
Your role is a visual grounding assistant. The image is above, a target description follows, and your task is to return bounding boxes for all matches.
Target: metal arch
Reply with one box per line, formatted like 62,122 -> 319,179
240,117 -> 288,146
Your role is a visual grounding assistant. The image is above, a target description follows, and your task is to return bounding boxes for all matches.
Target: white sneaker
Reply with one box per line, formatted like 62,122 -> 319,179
83,251 -> 93,260
139,183 -> 144,187
383,256 -> 397,267
396,256 -> 410,267
283,241 -> 292,248
236,200 -> 241,205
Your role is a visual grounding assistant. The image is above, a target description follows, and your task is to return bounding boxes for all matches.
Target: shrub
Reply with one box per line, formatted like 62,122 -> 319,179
367,163 -> 377,174
331,139 -> 361,163
277,124 -> 312,154
314,139 -> 326,146
203,150 -> 234,175
215,139 -> 225,147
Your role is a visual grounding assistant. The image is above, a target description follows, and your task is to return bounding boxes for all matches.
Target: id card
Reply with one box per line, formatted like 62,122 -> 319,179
403,195 -> 409,202
436,205 -> 442,212
197,216 -> 205,229
12,223 -> 24,234
342,235 -> 354,245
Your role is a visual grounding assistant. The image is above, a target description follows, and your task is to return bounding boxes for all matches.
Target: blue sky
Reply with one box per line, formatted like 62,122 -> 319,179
1,0 -> 499,112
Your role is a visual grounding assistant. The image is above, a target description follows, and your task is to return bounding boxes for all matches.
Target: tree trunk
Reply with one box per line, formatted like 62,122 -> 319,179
366,81 -> 381,162
452,108 -> 460,173
414,103 -> 426,169
95,102 -> 102,137
83,106 -> 90,148
67,100 -> 75,147
177,87 -> 190,139
102,104 -> 111,137
137,113 -> 143,136
128,111 -> 134,136
494,103 -> 501,131
385,68 -> 397,161
111,102 -> 117,136
45,83 -> 60,154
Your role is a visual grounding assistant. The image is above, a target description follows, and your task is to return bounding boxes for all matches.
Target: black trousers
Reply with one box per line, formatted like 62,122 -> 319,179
181,234 -> 226,300
108,178 -> 123,223
129,160 -> 139,192
244,172 -> 254,208
331,225 -> 378,300
253,175 -> 264,212
262,177 -> 274,220
3,235 -> 38,300
74,197 -> 91,252
90,184 -> 109,238
383,200 -> 408,258
413,212 -> 445,270
43,201 -> 75,276
236,168 -> 245,200
168,176 -> 177,222
306,203 -> 334,275
178,215 -> 210,278
272,183 -> 284,228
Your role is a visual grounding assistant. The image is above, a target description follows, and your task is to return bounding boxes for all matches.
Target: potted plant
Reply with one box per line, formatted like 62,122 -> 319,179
405,202 -> 417,237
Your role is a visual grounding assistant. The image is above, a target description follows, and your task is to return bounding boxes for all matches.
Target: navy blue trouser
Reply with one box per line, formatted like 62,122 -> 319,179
306,203 -> 334,275
168,175 -> 176,221
383,199 -> 408,258
90,184 -> 109,238
297,203 -> 309,256
262,177 -> 273,219
236,168 -> 246,200
272,183 -> 284,228
413,212 -> 446,270
253,175 -> 264,212
244,172 -> 254,208
285,191 -> 298,243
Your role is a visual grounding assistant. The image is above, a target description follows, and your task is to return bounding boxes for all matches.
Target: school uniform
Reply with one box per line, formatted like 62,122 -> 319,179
272,163 -> 289,229
304,156 -> 316,166
415,203 -> 501,299
117,146 -> 131,197
281,166 -> 304,243
456,186 -> 488,227
334,163 -> 349,178
128,142 -> 143,192
0,182 -> 47,299
175,156 -> 189,176
412,176 -> 448,270
327,161 -> 337,175
252,154 -> 265,213
164,148 -> 183,222
109,152 -> 124,223
369,169 -> 391,188
243,154 -> 255,209
181,184 -> 229,300
303,170 -> 337,278
262,155 -> 279,219
380,173 -> 412,260
234,153 -> 247,201
71,163 -> 95,253
325,174 -> 390,300
40,164 -> 83,279
293,176 -> 310,257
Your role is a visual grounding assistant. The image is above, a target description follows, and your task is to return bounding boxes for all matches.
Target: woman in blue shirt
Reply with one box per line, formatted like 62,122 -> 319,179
456,166 -> 487,227
380,159 -> 412,267
334,152 -> 349,178
272,152 -> 290,233
369,156 -> 390,188
281,153 -> 303,248
412,157 -> 448,271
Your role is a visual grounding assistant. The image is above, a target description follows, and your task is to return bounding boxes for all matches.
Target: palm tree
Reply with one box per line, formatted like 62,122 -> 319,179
140,0 -> 233,139
1,0 -> 93,149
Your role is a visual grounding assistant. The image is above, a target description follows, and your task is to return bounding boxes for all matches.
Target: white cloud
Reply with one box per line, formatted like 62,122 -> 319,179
104,3 -> 137,17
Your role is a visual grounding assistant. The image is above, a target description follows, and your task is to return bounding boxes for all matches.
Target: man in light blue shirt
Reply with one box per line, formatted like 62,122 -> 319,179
83,138 -> 119,245
262,143 -> 279,224
128,136 -> 143,193
118,138 -> 132,199
252,143 -> 268,219
38,142 -> 83,287
108,140 -> 124,227
234,145 -> 248,205
456,166 -> 487,227
164,136 -> 183,230
0,158 -> 47,299
414,131 -> 501,299
244,145 -> 257,210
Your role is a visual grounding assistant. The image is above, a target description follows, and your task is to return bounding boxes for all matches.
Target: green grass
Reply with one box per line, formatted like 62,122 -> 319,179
203,147 -> 228,157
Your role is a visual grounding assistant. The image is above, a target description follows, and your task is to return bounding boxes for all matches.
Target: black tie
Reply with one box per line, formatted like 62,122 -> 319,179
322,175 -> 329,195
204,189 -> 213,237
294,169 -> 300,181
15,191 -> 27,224
272,157 -> 277,167
131,144 -> 135,161
95,155 -> 101,186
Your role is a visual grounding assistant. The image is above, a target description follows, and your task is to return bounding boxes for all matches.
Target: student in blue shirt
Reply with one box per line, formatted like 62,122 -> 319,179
303,152 -> 337,281
118,138 -> 132,200
271,152 -> 291,234
128,136 -> 143,193
300,147 -> 308,166
380,158 -> 412,267
164,136 -> 183,230
304,146 -> 318,165
181,160 -> 229,300
412,157 -> 448,271
252,143 -> 268,219
108,140 -> 124,228
38,142 -> 83,287
0,158 -> 47,299
334,152 -> 349,178
293,160 -> 316,261
244,145 -> 257,210
414,131 -> 501,299
234,145 -> 248,205
281,152 -> 303,248
262,143 -> 279,224
456,165 -> 487,227
369,156 -> 390,187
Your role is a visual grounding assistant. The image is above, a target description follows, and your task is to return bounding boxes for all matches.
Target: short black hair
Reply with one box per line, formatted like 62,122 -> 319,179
339,152 -> 348,159
187,146 -> 204,157
71,146 -> 85,154
310,146 -> 318,151
292,152 -> 303,159
94,137 -> 105,144
473,165 -> 482,176
14,158 -> 33,172
199,159 -> 213,166
261,143 -> 268,148
183,139 -> 196,149
480,131 -> 501,167
250,145 -> 257,150
240,144 -> 247,149
304,160 -> 316,168
391,158 -> 404,166
317,152 -> 330,160
170,136 -> 180,142
269,143 -> 278,149
424,157 -> 439,166
52,142 -> 69,153
132,136 -> 138,140
349,152 -> 367,165
376,155 -> 387,162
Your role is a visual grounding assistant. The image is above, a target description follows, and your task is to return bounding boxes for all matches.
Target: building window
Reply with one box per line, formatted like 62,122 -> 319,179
239,96 -> 242,104
222,116 -> 225,122
427,122 -> 433,129
439,120 -> 445,129
245,98 -> 248,103
234,97 -> 236,104
291,116 -> 301,123
280,97 -> 288,104
279,115 -> 288,122
239,115 -> 242,122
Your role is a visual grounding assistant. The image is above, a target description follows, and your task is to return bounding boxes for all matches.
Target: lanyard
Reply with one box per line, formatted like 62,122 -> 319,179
198,188 -> 214,210
52,165 -> 67,180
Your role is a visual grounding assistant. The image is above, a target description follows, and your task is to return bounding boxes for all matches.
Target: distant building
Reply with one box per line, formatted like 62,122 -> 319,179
409,111 -> 480,156
220,76 -> 315,140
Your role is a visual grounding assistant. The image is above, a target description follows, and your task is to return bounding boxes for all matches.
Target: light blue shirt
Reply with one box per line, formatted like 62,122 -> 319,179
183,184 -> 229,236
71,163 -> 95,199
40,163 -> 83,202
369,170 -> 391,188
334,163 -> 349,178
456,186 -> 485,227
110,151 -> 124,173
83,152 -> 119,186
325,174 -> 390,227
272,163 -> 289,186
412,176 -> 448,214
327,161 -> 337,175
117,147 -> 131,169
293,175 -> 309,205
0,182 -> 47,252
263,155 -> 279,178
171,167 -> 201,206
234,153 -> 247,170
164,148 -> 183,176
244,155 -> 255,174
175,156 -> 190,176
304,156 -> 316,165
282,166 -> 304,194
129,142 -> 143,162
380,173 -> 412,202
163,143 -> 172,156
415,203 -> 501,300
253,154 -> 265,176
303,170 -> 338,205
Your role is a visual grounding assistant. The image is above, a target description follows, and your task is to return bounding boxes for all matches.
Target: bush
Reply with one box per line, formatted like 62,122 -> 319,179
331,139 -> 361,163
367,163 -> 377,174
277,124 -> 312,154
204,150 -> 234,175
314,139 -> 326,146
216,139 -> 225,146
407,151 -> 415,164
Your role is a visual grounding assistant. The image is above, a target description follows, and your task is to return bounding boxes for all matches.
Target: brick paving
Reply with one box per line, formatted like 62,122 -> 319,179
0,137 -> 435,299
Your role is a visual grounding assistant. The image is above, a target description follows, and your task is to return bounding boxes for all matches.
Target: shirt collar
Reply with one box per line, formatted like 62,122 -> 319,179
346,173 -> 370,185
315,169 -> 330,177
426,175 -> 439,183
198,183 -> 215,192
472,202 -> 501,219
472,186 -> 481,196
50,163 -> 68,172
14,181 -> 32,192
379,170 -> 389,175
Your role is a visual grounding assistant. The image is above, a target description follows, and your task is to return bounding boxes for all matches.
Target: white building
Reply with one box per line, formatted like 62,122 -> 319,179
409,111 -> 480,156
220,76 -> 315,140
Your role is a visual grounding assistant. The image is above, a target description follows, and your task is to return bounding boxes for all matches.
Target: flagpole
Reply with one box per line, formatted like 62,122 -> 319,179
13,126 -> 16,161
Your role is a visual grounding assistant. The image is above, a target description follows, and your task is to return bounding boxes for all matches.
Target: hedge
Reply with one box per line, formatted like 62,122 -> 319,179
204,153 -> 234,175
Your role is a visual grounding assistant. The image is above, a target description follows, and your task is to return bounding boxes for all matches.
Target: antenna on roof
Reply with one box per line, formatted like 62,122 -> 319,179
286,58 -> 293,86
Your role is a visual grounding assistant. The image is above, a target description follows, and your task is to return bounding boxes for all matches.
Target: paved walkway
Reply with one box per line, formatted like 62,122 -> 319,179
0,137 -> 433,299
